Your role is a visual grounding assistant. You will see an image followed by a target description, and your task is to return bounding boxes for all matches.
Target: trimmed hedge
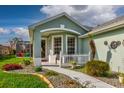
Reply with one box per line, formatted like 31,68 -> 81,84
85,60 -> 110,76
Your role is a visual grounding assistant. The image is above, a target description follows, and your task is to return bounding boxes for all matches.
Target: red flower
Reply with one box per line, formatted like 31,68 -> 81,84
2,64 -> 23,71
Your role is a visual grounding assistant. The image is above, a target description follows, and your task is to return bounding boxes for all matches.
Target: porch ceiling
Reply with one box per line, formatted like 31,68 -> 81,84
40,28 -> 81,36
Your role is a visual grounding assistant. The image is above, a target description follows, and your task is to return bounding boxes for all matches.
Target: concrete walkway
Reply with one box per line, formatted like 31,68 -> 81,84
43,66 -> 115,88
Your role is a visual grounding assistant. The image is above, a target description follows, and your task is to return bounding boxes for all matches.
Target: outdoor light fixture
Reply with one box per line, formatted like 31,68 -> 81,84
104,41 -> 108,46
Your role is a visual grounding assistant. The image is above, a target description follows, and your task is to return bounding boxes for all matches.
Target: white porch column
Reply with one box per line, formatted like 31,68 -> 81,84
33,30 -> 41,67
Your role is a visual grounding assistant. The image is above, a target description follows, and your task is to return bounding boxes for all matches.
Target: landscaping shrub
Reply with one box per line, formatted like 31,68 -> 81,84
102,71 -> 118,78
34,66 -> 42,72
45,70 -> 58,76
16,52 -> 24,57
118,73 -> 124,84
2,64 -> 23,71
69,60 -> 77,69
85,60 -> 109,76
22,59 -> 31,66
69,60 -> 77,65
24,53 -> 30,57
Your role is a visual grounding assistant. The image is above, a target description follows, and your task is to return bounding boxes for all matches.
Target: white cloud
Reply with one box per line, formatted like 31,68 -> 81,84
0,27 -> 9,34
11,27 -> 29,40
40,5 -> 122,26
11,27 -> 29,37
0,27 -> 29,41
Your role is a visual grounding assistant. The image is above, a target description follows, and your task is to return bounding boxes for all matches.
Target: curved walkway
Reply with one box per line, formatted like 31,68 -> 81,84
43,66 -> 115,88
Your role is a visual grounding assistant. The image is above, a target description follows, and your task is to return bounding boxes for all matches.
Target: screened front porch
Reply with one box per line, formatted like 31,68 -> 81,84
40,29 -> 89,66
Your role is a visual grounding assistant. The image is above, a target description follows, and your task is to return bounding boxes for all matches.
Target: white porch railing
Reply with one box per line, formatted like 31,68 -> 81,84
48,50 -> 90,67
61,54 -> 89,65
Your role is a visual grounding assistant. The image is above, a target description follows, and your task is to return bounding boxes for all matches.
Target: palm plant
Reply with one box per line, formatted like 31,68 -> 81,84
88,34 -> 96,60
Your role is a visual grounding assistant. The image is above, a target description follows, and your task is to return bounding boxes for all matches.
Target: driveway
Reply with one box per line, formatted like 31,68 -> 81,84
43,66 -> 115,88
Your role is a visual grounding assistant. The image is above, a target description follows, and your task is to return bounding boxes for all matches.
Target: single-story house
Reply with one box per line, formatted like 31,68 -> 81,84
16,41 -> 32,57
29,12 -> 124,73
0,45 -> 12,56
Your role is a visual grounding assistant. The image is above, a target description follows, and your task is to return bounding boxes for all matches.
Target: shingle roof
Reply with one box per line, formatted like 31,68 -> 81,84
79,15 -> 124,38
92,15 -> 124,31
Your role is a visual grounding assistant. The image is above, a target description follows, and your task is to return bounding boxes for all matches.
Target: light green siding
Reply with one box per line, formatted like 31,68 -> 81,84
32,16 -> 87,61
35,16 -> 87,34
81,28 -> 124,72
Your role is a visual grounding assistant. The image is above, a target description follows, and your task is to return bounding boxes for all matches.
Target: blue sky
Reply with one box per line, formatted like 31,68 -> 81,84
0,5 -> 46,27
0,5 -> 124,45
0,5 -> 45,44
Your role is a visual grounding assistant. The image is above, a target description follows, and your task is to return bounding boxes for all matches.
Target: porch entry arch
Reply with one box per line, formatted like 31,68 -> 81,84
40,28 -> 80,62
40,27 -> 80,52
40,28 -> 81,35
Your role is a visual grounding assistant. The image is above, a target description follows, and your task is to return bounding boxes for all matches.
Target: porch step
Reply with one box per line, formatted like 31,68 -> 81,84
41,59 -> 48,62
41,62 -> 59,67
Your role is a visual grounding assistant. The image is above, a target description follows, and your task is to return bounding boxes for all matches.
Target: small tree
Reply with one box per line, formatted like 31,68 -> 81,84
88,34 -> 96,60
9,37 -> 23,55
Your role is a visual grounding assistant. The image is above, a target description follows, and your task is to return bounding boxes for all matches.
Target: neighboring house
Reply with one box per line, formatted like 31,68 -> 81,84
9,38 -> 23,53
29,12 -> 124,72
0,45 -> 11,56
16,41 -> 32,57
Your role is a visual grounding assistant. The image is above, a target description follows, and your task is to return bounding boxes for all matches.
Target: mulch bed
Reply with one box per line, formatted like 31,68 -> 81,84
41,69 -> 82,88
8,64 -> 35,74
66,67 -> 124,88
96,77 -> 124,88
8,65 -> 82,88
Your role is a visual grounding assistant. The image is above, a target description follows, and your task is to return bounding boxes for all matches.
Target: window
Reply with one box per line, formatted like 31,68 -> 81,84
67,36 -> 75,54
53,37 -> 62,54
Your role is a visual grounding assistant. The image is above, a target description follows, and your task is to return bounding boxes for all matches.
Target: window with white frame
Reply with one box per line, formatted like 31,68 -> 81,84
67,36 -> 75,54
53,37 -> 62,54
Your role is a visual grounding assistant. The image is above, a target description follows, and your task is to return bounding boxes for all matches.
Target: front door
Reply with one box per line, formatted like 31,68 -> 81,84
41,39 -> 46,59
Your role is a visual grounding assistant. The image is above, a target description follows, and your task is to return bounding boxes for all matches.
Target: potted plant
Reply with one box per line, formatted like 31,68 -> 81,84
118,73 -> 124,84
69,61 -> 77,69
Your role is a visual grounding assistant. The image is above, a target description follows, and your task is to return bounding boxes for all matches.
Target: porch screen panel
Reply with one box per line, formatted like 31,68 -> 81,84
67,37 -> 75,54
54,37 -> 61,54
41,40 -> 46,58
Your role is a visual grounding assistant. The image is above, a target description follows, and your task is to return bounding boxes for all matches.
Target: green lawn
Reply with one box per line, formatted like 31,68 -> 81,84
0,55 -> 48,88
0,55 -> 26,69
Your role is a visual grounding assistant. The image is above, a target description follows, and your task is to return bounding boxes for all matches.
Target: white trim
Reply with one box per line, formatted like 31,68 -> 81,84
41,38 -> 47,59
66,35 -> 77,54
40,28 -> 81,35
79,22 -> 124,38
52,35 -> 63,54
33,58 -> 41,67
29,12 -> 89,31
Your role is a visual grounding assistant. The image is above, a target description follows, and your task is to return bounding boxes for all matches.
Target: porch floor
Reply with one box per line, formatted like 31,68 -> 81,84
41,62 -> 59,66
41,61 -> 70,67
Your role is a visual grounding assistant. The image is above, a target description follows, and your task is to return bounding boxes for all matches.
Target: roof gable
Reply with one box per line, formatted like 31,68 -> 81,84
29,12 -> 89,31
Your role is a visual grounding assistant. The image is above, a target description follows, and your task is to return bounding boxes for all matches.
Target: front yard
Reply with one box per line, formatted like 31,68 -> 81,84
0,55 -> 48,88
67,60 -> 124,88
0,72 -> 48,88
0,55 -> 83,88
